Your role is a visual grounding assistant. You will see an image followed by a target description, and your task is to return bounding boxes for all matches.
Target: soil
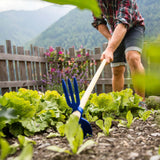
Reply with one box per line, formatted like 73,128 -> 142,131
7,111 -> 160,160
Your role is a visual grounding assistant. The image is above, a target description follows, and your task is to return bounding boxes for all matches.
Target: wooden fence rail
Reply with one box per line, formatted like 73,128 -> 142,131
0,40 -> 132,95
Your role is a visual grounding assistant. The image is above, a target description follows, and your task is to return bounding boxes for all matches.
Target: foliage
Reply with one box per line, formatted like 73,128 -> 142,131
13,143 -> 33,160
42,0 -> 101,17
140,42 -> 160,95
0,88 -> 71,137
47,115 -> 95,154
87,88 -> 143,119
0,138 -> 10,160
138,110 -> 151,121
96,117 -> 112,136
42,46 -> 96,94
0,135 -> 35,160
126,111 -> 133,128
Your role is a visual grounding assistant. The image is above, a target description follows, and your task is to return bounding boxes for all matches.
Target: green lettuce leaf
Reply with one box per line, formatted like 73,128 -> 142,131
64,115 -> 83,154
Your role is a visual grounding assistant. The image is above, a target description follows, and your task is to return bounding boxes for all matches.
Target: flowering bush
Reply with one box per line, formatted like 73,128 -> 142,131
42,46 -> 96,94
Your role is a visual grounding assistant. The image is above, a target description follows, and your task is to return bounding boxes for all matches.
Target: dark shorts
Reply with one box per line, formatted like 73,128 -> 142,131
111,25 -> 145,68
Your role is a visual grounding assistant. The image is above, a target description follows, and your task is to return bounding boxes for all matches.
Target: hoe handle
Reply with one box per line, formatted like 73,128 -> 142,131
80,59 -> 107,109
73,59 -> 107,118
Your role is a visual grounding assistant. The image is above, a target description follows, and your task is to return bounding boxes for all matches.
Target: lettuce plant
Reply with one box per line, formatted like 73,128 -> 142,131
47,115 -> 95,155
138,110 -> 151,121
96,117 -> 112,136
126,110 -> 133,128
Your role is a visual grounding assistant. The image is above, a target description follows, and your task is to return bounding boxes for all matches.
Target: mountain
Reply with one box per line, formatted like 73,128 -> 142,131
0,5 -> 72,46
27,0 -> 160,50
137,0 -> 160,39
26,8 -> 106,50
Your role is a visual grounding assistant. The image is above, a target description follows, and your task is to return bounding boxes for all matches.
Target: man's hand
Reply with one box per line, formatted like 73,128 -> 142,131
100,47 -> 114,64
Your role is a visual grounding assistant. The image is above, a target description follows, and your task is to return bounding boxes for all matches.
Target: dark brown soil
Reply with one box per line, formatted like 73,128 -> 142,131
7,112 -> 160,160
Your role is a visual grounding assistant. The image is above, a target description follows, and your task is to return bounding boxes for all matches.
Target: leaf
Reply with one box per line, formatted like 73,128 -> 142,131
13,143 -> 33,160
9,123 -> 24,137
0,138 -> 10,160
126,111 -> 133,128
64,115 -> 83,154
47,145 -> 71,154
104,117 -> 112,136
0,96 -> 8,106
42,0 -> 101,17
0,107 -> 18,120
56,122 -> 65,136
46,132 -> 61,138
77,139 -> 95,154
96,119 -> 104,130
18,135 -> 36,149
139,110 -> 151,121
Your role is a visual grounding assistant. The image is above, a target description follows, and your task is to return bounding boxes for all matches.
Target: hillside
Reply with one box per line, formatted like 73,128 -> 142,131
28,0 -> 160,50
0,5 -> 72,46
137,0 -> 160,39
27,9 -> 106,50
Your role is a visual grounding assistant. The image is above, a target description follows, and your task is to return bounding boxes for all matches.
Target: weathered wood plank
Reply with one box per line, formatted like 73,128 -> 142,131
13,45 -> 19,81
6,40 -> 16,92
0,45 -> 10,94
0,54 -> 47,62
0,80 -> 43,88
17,47 -> 27,81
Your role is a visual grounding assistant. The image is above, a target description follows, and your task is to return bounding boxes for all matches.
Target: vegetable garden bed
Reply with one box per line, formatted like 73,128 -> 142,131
0,88 -> 160,160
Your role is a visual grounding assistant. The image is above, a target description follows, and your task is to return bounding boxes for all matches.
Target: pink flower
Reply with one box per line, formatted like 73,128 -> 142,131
49,46 -> 54,52
86,52 -> 89,56
45,52 -> 50,57
51,68 -> 56,72
59,51 -> 63,55
80,45 -> 83,48
77,54 -> 81,57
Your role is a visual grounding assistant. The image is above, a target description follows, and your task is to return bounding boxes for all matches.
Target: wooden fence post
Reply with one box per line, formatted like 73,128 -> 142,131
6,40 -> 16,92
13,45 -> 19,82
0,45 -> 9,94
17,46 -> 27,89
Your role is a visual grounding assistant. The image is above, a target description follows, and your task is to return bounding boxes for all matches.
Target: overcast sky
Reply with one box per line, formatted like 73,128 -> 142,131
0,0 -> 74,12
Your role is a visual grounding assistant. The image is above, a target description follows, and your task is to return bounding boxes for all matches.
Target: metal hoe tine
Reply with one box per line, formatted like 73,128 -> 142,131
68,79 -> 76,107
62,77 -> 92,138
73,77 -> 80,106
62,79 -> 71,107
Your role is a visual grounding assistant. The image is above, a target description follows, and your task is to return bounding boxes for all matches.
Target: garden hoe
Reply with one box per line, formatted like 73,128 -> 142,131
62,59 -> 107,137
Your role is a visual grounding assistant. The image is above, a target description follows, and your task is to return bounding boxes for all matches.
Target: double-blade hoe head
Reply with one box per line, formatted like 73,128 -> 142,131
62,78 -> 92,138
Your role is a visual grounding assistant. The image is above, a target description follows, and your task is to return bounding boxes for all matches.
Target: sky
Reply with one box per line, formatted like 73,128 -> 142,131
0,0 -> 75,12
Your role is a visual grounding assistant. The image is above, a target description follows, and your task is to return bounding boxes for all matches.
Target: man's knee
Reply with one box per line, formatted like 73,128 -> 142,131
112,66 -> 125,77
126,51 -> 141,68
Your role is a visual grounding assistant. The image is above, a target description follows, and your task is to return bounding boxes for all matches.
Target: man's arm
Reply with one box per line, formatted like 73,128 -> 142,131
97,24 -> 112,41
101,23 -> 127,63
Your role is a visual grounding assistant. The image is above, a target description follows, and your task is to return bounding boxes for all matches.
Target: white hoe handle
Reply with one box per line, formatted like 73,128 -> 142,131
73,59 -> 107,118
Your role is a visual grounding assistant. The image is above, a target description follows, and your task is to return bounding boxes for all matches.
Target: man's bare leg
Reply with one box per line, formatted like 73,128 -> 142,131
126,50 -> 145,100
112,65 -> 125,92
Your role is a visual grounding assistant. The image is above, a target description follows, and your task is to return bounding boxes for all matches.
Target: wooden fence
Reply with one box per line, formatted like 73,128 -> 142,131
0,40 -> 132,95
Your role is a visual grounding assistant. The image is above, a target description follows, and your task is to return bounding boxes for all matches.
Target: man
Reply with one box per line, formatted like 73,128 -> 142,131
92,0 -> 145,104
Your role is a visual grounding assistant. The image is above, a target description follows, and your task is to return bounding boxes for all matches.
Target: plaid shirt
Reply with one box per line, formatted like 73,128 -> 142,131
92,0 -> 145,32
